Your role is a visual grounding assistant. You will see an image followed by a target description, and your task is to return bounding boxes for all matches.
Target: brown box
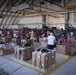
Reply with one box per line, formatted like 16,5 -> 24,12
23,47 -> 35,60
41,53 -> 49,69
26,39 -> 33,46
0,43 -> 14,55
32,51 -> 37,66
0,49 -> 3,55
2,36 -> 12,42
30,47 -> 35,57
0,48 -> 14,55
15,47 -> 35,61
12,38 -> 21,45
51,50 -> 56,64
24,47 -> 31,60
36,52 -> 41,68
56,43 -> 71,55
14,47 -> 21,59
14,47 -> 18,59
48,52 -> 52,66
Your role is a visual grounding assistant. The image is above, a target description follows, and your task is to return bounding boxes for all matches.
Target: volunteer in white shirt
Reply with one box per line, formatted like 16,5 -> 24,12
47,31 -> 56,50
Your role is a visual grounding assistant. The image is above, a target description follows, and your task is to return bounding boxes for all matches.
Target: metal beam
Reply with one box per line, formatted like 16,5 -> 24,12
11,12 -> 22,25
22,1 -> 61,12
0,0 -> 8,15
1,14 -> 22,17
65,0 -> 72,6
0,12 -> 8,28
14,0 -> 25,6
6,11 -> 18,27
0,10 -> 21,14
63,0 -> 66,6
0,1 -> 12,28
34,4 -> 61,12
47,1 -> 62,8
14,17 -> 21,24
0,0 -> 6,8
62,5 -> 76,9
3,12 -> 12,28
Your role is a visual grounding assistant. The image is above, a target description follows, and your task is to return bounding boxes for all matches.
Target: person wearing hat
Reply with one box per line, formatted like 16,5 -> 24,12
47,30 -> 56,50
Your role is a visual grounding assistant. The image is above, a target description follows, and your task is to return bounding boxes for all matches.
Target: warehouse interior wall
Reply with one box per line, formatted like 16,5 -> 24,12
46,15 -> 65,29
19,16 -> 42,24
9,25 -> 18,29
69,13 -> 76,28
18,15 -> 43,29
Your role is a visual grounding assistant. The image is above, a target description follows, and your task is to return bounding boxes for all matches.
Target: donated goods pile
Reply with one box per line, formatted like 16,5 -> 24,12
12,38 -> 21,45
2,36 -> 12,43
12,38 -> 33,46
14,46 -> 35,60
0,43 -> 16,55
32,48 -> 56,69
21,39 -> 33,46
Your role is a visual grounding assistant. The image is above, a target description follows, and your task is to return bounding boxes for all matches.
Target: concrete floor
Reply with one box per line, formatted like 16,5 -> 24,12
0,53 -> 70,75
51,56 -> 76,75
0,43 -> 76,75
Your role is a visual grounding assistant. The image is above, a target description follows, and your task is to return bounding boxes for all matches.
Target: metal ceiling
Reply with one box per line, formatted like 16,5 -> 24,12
0,0 -> 75,28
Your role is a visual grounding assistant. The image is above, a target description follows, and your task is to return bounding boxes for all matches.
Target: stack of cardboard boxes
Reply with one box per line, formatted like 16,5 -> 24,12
0,43 -> 14,55
2,36 -> 12,43
26,39 -> 33,46
12,38 -> 21,45
32,50 -> 56,69
56,43 -> 72,55
14,46 -> 35,61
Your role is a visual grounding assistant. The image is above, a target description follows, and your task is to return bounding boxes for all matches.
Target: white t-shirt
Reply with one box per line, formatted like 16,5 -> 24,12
0,31 -> 2,34
47,35 -> 55,45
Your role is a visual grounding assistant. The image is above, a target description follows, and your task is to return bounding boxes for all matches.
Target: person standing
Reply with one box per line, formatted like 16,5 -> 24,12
67,33 -> 71,43
59,35 -> 65,43
47,30 -> 56,50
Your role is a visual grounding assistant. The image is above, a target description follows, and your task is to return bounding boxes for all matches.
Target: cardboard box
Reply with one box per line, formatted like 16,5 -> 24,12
0,48 -> 14,55
41,53 -> 49,69
48,52 -> 52,66
51,50 -> 56,64
36,52 -> 42,68
32,50 -> 56,69
14,47 -> 17,59
2,36 -> 12,42
26,39 -> 33,46
15,47 -> 35,61
32,51 -> 37,66
30,47 -> 35,57
14,47 -> 25,60
12,38 -> 21,45
24,47 -> 31,60
0,43 -> 14,55
0,49 -> 3,55
56,43 -> 71,55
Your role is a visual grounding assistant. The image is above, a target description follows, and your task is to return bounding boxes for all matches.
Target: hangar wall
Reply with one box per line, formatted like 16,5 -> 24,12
46,15 -> 65,29
69,13 -> 76,28
18,15 -> 43,29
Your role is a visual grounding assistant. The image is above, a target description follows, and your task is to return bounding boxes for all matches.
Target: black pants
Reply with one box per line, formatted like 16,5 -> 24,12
47,45 -> 55,50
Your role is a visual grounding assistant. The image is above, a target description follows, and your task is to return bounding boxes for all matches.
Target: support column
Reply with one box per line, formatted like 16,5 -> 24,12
65,13 -> 69,31
42,15 -> 46,27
